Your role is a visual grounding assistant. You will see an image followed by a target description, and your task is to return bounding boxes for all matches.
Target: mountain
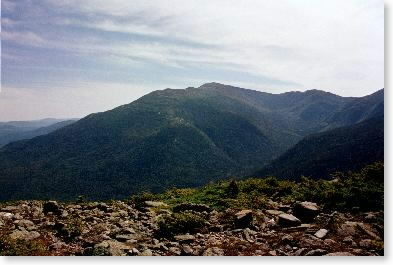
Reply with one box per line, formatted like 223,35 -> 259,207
0,83 -> 383,200
0,119 -> 78,147
255,116 -> 384,180
0,118 -> 70,133
322,89 -> 384,131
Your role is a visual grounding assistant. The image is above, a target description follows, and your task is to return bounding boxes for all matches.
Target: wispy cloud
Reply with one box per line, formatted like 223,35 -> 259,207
1,0 -> 384,120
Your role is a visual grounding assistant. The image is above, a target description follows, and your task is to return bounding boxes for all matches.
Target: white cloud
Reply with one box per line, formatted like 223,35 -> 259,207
1,0 -> 384,120
1,31 -> 46,46
42,0 -> 383,95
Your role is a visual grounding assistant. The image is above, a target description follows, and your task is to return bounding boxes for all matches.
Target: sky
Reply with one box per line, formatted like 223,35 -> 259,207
0,0 -> 384,121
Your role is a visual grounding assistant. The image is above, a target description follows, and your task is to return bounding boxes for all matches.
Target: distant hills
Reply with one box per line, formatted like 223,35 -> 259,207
0,83 -> 384,200
0,119 -> 78,147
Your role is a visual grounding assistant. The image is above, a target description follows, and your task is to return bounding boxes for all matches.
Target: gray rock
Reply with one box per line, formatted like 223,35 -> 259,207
293,248 -> 308,256
203,247 -> 224,256
266,210 -> 284,216
234,210 -> 253,228
243,228 -> 253,242
16,219 -> 35,230
182,245 -> 194,255
337,222 -> 358,237
299,235 -> 324,249
325,252 -> 355,256
359,239 -> 373,249
281,234 -> 294,244
139,249 -> 153,256
314,228 -> 328,239
61,210 -> 69,218
268,250 -> 277,256
95,240 -> 131,256
278,213 -> 301,227
115,234 -> 136,242
305,249 -> 328,256
0,212 -> 14,220
357,223 -> 381,240
174,234 -> 195,242
120,227 -> 136,234
9,230 -> 40,241
255,249 -> 264,255
169,247 -> 181,255
364,212 -> 379,223
14,213 -> 23,220
130,248 -> 140,255
1,206 -> 19,212
293,201 -> 319,222
323,238 -> 336,247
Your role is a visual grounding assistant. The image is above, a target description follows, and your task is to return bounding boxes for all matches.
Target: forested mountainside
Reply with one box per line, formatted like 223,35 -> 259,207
0,83 -> 384,200
255,117 -> 384,180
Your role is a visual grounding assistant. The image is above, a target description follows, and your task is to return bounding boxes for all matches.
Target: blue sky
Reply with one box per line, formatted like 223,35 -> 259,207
0,0 -> 384,121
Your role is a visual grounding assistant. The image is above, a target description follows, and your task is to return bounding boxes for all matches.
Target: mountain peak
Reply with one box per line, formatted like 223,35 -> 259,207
198,82 -> 228,89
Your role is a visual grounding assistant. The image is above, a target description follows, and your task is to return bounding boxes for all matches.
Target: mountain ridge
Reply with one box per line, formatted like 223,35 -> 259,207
0,83 -> 384,200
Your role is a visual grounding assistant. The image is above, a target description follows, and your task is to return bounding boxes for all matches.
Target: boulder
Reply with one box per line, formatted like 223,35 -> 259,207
293,248 -> 308,256
181,245 -> 194,255
0,212 -> 14,220
173,203 -> 211,213
325,252 -> 354,256
144,201 -> 168,208
268,250 -> 277,256
1,206 -> 19,212
305,249 -> 328,256
169,247 -> 181,255
323,239 -> 336,247
96,203 -> 110,212
357,223 -> 381,240
283,223 -> 314,232
43,201 -> 61,215
9,230 -> 40,241
203,247 -> 224,256
15,219 -> 36,231
293,201 -> 319,222
337,222 -> 358,237
115,234 -> 136,242
234,210 -> 253,228
314,229 -> 328,239
95,240 -> 131,256
281,234 -> 294,244
138,249 -> 153,256
266,210 -> 284,216
299,235 -> 324,249
243,228 -> 253,242
174,234 -> 195,242
278,213 -> 301,227
359,239 -> 373,249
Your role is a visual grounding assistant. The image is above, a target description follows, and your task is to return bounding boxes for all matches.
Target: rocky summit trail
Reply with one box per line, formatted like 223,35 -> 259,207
0,200 -> 383,256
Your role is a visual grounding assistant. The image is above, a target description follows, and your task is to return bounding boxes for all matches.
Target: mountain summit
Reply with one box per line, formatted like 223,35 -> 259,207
0,84 -> 384,200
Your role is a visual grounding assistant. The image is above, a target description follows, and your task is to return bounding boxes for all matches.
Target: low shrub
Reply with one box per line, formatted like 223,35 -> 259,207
156,212 -> 207,238
290,162 -> 384,211
0,236 -> 50,256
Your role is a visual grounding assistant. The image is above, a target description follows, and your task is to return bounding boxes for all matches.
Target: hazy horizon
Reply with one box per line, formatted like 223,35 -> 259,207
1,0 -> 384,121
0,84 -> 384,122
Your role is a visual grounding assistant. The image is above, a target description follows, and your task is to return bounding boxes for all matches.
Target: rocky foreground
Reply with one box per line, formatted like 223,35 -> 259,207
0,200 -> 384,256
